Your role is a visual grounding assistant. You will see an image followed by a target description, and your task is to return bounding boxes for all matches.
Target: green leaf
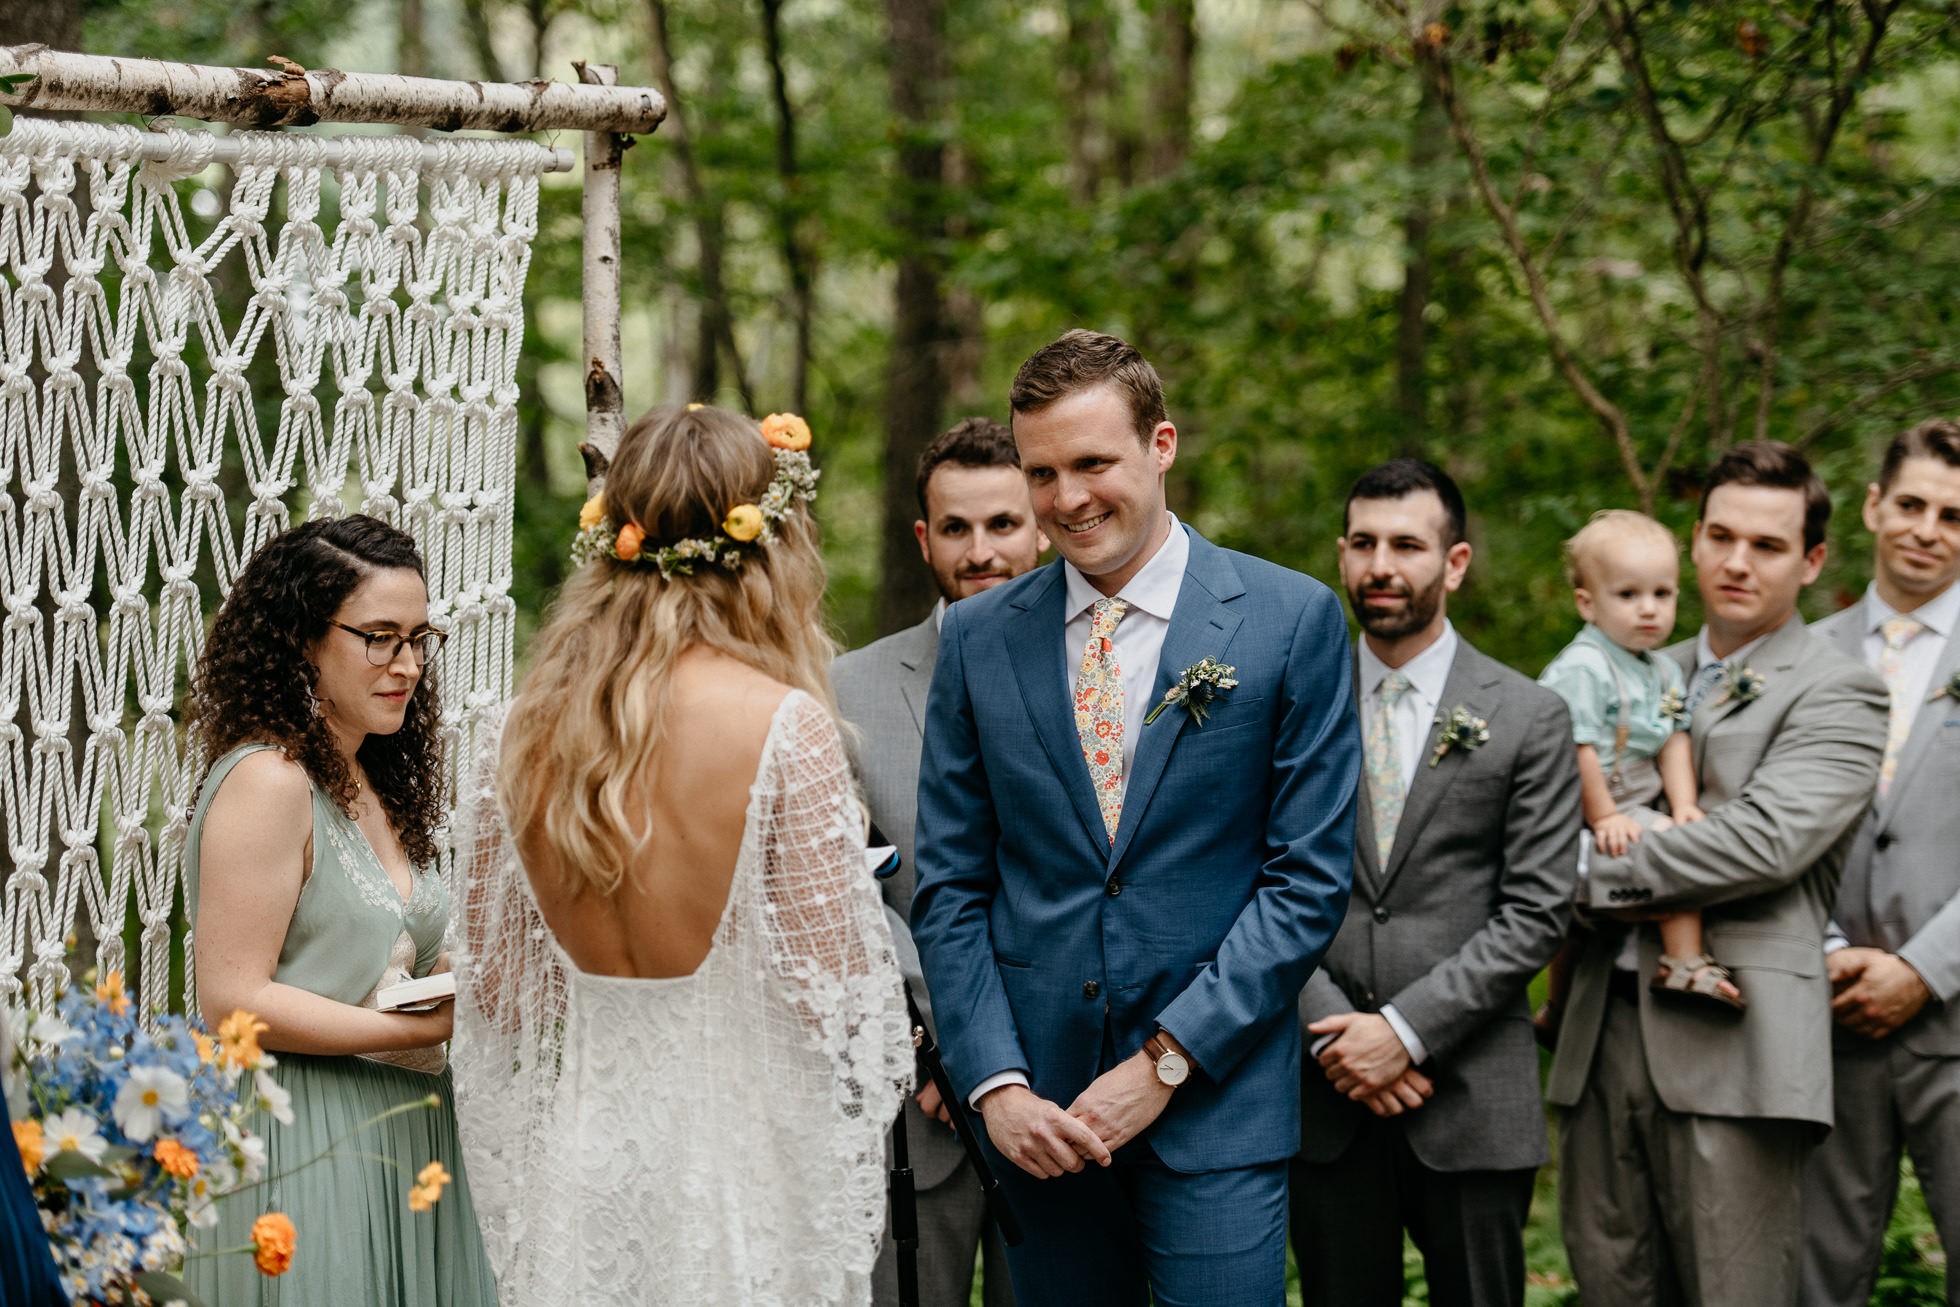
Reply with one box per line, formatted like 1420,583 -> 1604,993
0,105 -> 11,139
0,74 -> 34,94
43,1149 -> 115,1182
132,1271 -> 209,1307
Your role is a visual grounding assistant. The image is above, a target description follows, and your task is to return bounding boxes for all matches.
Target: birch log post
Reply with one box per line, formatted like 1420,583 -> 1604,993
577,61 -> 627,485
0,44 -> 664,134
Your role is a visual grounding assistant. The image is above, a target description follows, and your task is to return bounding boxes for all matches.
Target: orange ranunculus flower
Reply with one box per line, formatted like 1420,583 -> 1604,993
759,412 -> 812,451
13,1119 -> 44,1174
95,970 -> 131,1017
579,494 -> 607,530
615,523 -> 646,562
721,504 -> 764,542
408,1160 -> 452,1212
153,1137 -> 199,1179
252,1212 -> 297,1276
217,1011 -> 270,1071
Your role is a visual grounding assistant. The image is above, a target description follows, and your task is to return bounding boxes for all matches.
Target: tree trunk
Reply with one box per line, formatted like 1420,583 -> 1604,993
878,0 -> 949,635
399,0 -> 427,78
0,0 -> 79,51
1394,56 -> 1446,450
1146,0 -> 1195,180
457,0 -> 506,81
759,0 -> 814,415
1061,0 -> 1116,204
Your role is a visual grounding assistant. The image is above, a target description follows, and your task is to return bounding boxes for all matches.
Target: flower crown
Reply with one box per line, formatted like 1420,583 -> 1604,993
571,411 -> 819,579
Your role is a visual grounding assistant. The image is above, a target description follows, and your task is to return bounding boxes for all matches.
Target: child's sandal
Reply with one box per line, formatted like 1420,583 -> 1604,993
1651,952 -> 1746,1012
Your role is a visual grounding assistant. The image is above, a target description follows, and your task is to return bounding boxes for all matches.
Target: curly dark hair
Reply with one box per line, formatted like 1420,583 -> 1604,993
187,515 -> 446,866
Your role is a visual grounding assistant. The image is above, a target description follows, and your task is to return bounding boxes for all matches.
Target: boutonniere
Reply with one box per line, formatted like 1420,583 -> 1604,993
1145,657 -> 1239,726
1659,686 -> 1688,727
1429,704 -> 1490,767
1929,670 -> 1960,705
1715,665 -> 1765,708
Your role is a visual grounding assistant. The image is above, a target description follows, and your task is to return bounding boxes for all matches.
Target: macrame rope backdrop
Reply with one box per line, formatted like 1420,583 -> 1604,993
0,119 -> 544,1017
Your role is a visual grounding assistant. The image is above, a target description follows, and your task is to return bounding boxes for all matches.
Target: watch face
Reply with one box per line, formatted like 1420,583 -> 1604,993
1156,1050 -> 1189,1087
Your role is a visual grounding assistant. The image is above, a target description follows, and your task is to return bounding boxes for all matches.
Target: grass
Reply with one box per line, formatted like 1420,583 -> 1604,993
968,1158 -> 1945,1305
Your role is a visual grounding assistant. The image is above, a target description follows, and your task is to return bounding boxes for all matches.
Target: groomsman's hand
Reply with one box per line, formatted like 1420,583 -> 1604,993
915,1080 -> 954,1128
1359,1067 -> 1435,1118
978,1084 -> 1113,1178
1065,1054 -> 1175,1153
1309,1011 -> 1412,1099
1829,947 -> 1933,1039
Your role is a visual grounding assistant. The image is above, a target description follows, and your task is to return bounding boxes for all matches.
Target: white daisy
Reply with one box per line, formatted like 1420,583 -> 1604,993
40,1108 -> 109,1163
112,1064 -> 189,1142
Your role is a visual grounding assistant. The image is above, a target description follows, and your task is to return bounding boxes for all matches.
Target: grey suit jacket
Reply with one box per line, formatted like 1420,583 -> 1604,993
833,613 -> 966,1187
1815,603 -> 1960,1057
1546,615 -> 1888,1128
1298,639 -> 1582,1173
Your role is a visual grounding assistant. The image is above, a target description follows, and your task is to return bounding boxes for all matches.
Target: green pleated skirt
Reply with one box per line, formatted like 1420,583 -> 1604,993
183,1053 -> 498,1307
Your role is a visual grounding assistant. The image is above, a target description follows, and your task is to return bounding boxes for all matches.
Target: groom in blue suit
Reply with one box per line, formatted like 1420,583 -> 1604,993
912,330 -> 1362,1305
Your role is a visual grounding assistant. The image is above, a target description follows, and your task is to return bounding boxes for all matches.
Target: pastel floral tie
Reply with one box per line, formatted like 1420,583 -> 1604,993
1075,597 -> 1129,842
1365,671 -> 1412,867
1877,614 -> 1925,797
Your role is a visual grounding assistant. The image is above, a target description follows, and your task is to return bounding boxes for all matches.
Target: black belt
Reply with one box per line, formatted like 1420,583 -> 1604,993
1608,969 -> 1641,1004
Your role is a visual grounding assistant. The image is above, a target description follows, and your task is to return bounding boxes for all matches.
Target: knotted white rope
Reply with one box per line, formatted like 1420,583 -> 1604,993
0,120 -> 539,1016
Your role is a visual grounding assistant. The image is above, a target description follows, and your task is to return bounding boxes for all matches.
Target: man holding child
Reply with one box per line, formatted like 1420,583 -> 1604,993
1548,441 -> 1889,1307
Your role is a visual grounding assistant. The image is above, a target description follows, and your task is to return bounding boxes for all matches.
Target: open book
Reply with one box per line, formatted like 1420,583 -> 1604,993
374,971 -> 456,1012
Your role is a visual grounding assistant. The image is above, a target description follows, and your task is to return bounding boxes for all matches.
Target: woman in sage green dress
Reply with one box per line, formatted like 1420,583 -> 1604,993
183,515 -> 497,1306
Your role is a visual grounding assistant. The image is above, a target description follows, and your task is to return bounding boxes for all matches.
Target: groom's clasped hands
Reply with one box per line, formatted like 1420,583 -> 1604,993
979,1046 -> 1181,1178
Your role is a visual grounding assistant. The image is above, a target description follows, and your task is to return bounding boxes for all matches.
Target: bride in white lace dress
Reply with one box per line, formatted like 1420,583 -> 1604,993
449,405 -> 911,1307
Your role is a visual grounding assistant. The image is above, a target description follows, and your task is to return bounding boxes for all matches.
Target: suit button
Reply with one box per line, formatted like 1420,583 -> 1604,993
1373,907 -> 1390,925
1876,833 -> 1895,851
1106,879 -> 1123,897
1083,981 -> 1101,1000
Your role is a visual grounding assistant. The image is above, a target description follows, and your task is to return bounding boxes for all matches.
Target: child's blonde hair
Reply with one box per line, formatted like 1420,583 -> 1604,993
1563,509 -> 1679,590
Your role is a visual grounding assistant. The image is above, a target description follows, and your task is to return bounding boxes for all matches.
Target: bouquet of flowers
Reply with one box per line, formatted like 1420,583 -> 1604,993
6,971 -> 292,1305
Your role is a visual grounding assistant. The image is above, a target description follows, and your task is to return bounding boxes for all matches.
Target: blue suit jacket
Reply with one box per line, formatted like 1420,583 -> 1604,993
911,525 -> 1360,1172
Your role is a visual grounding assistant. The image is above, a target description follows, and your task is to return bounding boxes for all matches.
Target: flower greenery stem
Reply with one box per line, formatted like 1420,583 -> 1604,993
215,1095 -> 439,1197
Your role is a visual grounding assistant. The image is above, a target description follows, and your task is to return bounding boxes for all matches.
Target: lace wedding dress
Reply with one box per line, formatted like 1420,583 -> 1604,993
450,690 -> 912,1306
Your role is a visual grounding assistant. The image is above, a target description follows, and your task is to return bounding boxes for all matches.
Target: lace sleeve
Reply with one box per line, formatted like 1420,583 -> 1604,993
757,692 -> 914,1281
448,705 -> 569,1281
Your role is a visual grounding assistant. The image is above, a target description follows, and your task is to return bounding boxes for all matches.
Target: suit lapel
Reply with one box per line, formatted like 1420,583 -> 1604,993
1880,620 -> 1960,822
1107,537 -> 1246,872
894,616 -> 940,738
1378,644 -> 1500,898
1004,565 -> 1109,853
1691,616 -> 1809,773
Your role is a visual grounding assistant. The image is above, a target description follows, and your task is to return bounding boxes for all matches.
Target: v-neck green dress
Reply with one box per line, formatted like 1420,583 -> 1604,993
183,744 -> 498,1306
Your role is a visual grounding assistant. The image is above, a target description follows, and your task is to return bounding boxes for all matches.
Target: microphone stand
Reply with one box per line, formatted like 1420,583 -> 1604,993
890,980 -> 1021,1307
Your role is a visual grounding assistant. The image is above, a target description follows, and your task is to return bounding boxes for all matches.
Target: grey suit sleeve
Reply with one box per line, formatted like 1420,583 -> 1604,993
1389,692 -> 1582,1063
1585,665 -> 1887,913
1899,891 -> 1960,1006
1299,967 -> 1355,1029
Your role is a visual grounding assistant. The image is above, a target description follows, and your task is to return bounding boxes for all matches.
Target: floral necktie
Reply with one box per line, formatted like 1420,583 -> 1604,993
1366,671 -> 1412,867
1877,614 -> 1925,798
1075,597 -> 1129,842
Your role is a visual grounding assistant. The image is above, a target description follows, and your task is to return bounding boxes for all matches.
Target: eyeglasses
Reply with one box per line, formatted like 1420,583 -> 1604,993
325,619 -> 447,667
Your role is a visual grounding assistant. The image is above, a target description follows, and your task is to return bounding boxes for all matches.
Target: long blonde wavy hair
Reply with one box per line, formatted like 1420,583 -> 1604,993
499,404 -> 840,897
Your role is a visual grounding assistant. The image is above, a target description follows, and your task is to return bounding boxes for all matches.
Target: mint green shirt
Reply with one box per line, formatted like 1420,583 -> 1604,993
1537,624 -> 1687,773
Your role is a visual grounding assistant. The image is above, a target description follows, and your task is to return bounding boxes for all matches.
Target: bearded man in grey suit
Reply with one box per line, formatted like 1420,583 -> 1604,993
1550,441 -> 1889,1307
1802,420 -> 1960,1307
835,416 -> 1046,1307
1291,459 -> 1582,1307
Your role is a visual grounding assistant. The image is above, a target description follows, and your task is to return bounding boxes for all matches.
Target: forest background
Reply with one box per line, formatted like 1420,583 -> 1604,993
6,0 -> 1958,1300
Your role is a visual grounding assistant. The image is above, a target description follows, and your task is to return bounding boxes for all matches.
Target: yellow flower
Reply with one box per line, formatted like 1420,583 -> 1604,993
722,504 -> 764,542
192,1029 -> 216,1066
578,494 -> 606,530
615,523 -> 645,562
408,1160 -> 452,1212
153,1137 -> 199,1179
759,412 -> 812,451
13,1119 -> 44,1174
95,970 -> 131,1017
217,1010 -> 270,1071
251,1212 -> 297,1276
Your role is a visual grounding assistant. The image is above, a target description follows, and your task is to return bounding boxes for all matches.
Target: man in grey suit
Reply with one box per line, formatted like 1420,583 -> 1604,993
1802,420 -> 1960,1307
1550,441 -> 1889,1307
1292,459 -> 1582,1307
835,415 -> 1046,1307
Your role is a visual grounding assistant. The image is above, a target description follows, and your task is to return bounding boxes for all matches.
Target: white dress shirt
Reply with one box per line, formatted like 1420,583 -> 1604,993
1331,622 -> 1461,1067
970,514 -> 1189,1108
